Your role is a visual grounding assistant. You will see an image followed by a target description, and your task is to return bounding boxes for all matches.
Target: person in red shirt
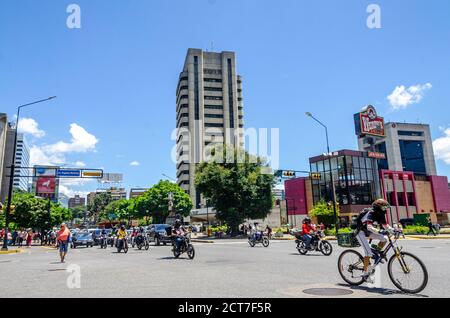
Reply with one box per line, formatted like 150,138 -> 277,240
302,217 -> 314,250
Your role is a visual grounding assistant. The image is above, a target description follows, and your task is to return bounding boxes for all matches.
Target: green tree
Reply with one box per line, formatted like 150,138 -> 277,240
101,199 -> 135,224
195,145 -> 275,236
135,180 -> 193,224
69,205 -> 86,220
3,191 -> 72,231
309,200 -> 340,228
87,192 -> 113,223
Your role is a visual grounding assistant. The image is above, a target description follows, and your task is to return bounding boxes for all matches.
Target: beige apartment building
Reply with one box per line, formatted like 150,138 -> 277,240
176,49 -> 244,209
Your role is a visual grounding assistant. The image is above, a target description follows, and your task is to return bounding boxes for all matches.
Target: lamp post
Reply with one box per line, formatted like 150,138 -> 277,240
1,96 -> 56,251
305,112 -> 339,235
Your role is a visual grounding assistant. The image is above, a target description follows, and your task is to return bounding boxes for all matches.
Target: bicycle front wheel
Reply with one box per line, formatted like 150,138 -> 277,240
337,250 -> 365,286
388,251 -> 428,294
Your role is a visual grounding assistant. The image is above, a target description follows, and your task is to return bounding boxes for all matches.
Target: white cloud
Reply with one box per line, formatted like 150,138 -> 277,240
42,123 -> 98,154
387,83 -> 432,110
74,161 -> 86,167
17,117 -> 45,138
30,123 -> 98,167
433,128 -> 450,165
130,161 -> 140,166
58,184 -> 90,198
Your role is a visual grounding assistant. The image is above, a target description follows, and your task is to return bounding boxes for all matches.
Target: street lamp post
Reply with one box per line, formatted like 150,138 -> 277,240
305,112 -> 339,235
1,96 -> 56,251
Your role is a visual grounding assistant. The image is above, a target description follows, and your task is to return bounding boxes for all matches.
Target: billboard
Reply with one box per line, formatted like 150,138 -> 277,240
354,105 -> 385,137
100,173 -> 123,183
37,177 -> 56,193
34,166 -> 59,202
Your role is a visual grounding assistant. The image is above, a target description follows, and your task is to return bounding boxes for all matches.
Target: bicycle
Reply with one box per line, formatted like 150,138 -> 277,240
337,230 -> 428,294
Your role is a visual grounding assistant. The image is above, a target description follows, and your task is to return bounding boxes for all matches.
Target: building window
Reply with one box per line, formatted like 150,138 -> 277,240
205,96 -> 223,101
205,114 -> 223,119
205,105 -> 223,110
204,78 -> 222,83
398,131 -> 424,137
399,140 -> 426,175
205,123 -> 223,128
204,87 -> 223,92
397,192 -> 405,206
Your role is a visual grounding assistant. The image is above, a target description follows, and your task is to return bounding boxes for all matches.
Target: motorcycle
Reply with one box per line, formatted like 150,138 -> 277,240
172,233 -> 195,259
116,237 -> 128,253
248,231 -> 269,247
295,230 -> 332,256
135,233 -> 150,250
99,235 -> 108,249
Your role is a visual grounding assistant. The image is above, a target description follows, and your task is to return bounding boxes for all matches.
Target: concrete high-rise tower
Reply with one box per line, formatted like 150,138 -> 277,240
176,49 -> 244,208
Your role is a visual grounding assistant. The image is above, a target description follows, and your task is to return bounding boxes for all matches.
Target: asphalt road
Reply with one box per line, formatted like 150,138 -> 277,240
1,238 -> 449,298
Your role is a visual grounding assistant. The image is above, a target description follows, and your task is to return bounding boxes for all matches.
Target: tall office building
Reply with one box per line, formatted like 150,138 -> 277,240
176,49 -> 244,208
358,122 -> 437,176
0,114 -> 8,203
0,123 -> 31,202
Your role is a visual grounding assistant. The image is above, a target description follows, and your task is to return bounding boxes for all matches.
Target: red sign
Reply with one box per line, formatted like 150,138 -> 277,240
368,151 -> 386,160
37,177 -> 56,194
357,105 -> 385,137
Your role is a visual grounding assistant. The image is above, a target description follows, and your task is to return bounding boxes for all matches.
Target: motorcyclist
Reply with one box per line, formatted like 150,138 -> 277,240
173,219 -> 186,251
355,199 -> 395,280
301,217 -> 315,250
117,225 -> 128,248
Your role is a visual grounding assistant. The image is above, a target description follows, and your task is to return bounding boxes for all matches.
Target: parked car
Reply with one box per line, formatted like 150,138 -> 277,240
72,232 -> 94,248
399,218 -> 415,228
148,224 -> 172,246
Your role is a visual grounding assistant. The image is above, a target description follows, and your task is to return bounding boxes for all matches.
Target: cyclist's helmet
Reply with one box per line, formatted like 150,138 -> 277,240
372,199 -> 390,212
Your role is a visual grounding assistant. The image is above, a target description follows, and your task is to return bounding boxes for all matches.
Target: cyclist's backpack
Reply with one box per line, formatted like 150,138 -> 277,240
351,208 -> 371,230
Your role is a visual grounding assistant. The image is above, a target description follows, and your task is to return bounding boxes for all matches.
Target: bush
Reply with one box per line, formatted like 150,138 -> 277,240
403,225 -> 428,235
210,225 -> 228,233
325,227 -> 353,236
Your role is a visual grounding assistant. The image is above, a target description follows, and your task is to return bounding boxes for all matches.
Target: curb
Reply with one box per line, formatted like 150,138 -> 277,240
190,239 -> 215,244
0,249 -> 23,255
406,235 -> 450,240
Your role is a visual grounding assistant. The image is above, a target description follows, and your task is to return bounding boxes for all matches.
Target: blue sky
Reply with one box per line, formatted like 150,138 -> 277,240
1,0 -> 450,198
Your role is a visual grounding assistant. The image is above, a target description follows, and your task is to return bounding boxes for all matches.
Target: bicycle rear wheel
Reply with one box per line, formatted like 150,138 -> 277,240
338,250 -> 365,286
388,252 -> 428,294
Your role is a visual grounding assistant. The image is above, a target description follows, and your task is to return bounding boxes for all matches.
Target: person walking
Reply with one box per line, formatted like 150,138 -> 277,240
427,217 -> 436,236
265,225 -> 273,239
56,223 -> 71,263
26,229 -> 33,248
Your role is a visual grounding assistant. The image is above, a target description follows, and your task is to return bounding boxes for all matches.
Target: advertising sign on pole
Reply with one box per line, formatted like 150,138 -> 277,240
354,105 -> 385,137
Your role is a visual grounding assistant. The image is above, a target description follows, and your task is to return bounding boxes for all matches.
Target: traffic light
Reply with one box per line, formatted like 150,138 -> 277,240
310,172 -> 321,180
282,171 -> 295,177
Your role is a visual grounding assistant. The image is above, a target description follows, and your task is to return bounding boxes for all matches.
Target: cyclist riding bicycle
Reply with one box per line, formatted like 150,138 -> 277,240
355,198 -> 395,281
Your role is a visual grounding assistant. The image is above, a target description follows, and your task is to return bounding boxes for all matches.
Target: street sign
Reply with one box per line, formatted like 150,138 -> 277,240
81,170 -> 103,178
56,169 -> 82,178
310,172 -> 322,180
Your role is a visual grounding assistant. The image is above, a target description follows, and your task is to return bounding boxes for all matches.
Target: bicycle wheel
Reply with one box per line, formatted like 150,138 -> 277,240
319,240 -> 333,256
388,252 -> 428,294
337,250 -> 365,286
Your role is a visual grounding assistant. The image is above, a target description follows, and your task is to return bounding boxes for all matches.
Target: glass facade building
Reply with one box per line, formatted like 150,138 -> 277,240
310,150 -> 380,208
